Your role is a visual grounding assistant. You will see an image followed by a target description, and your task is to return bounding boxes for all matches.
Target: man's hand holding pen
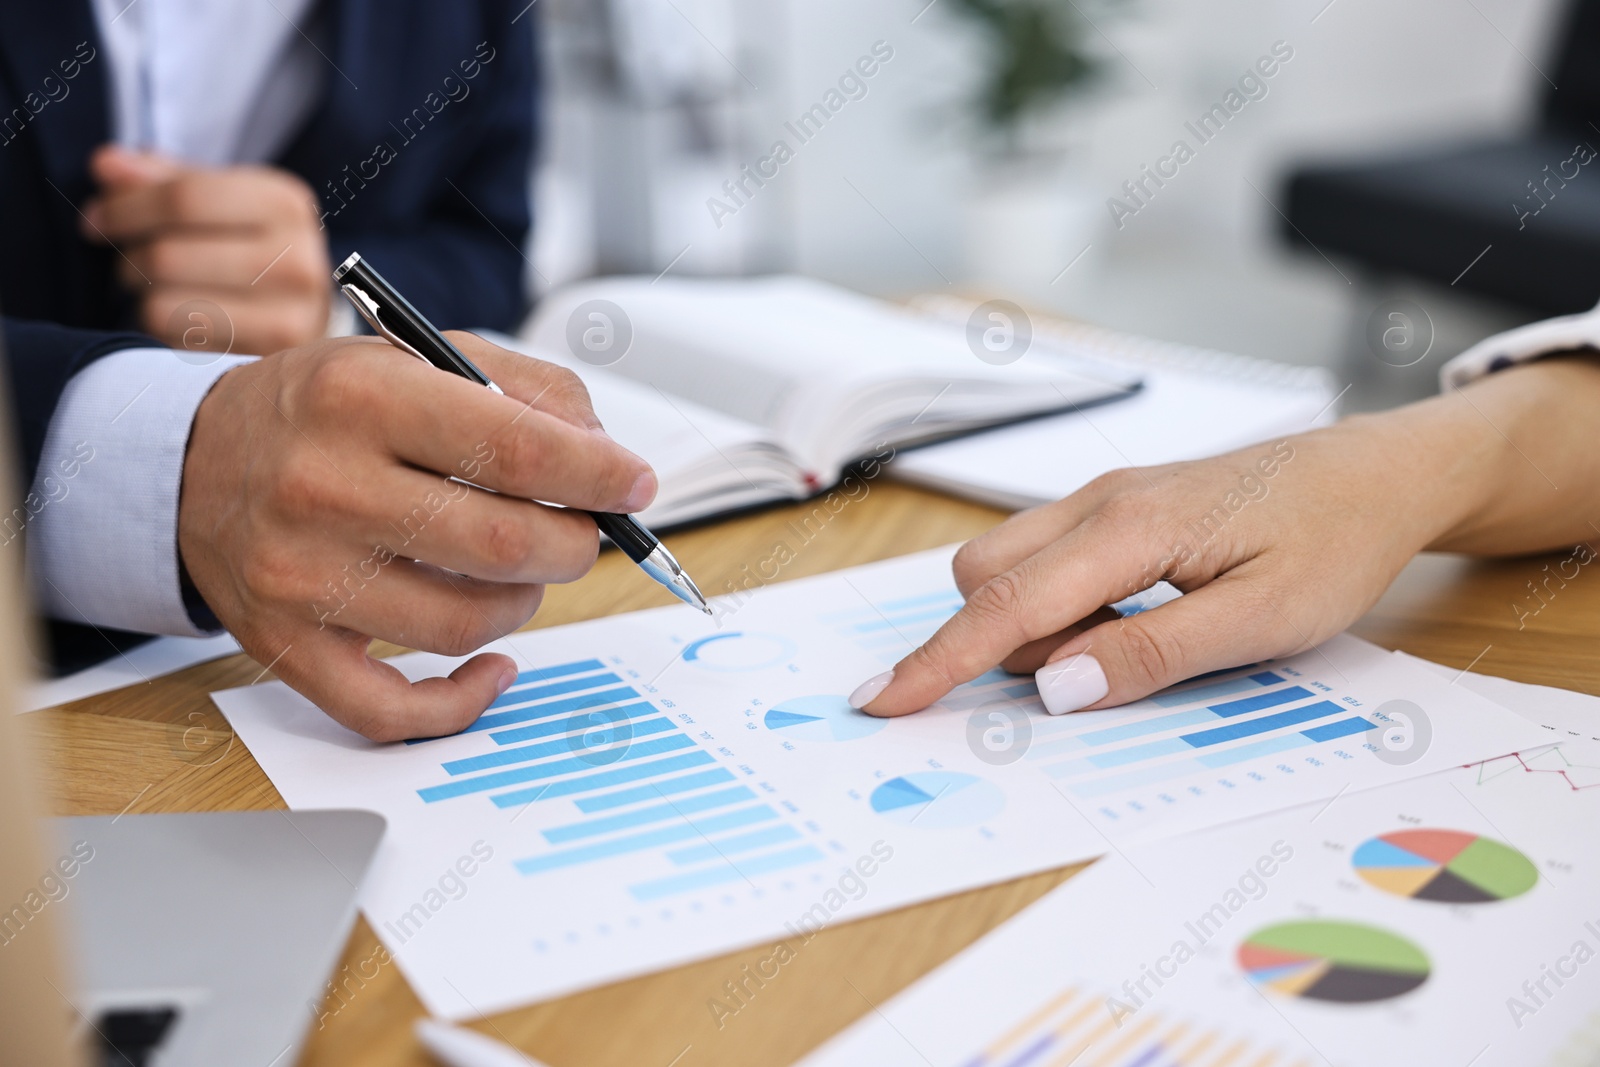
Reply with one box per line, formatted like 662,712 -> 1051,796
178,332 -> 658,741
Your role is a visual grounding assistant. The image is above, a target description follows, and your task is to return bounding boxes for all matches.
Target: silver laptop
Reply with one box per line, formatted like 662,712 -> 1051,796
54,809 -> 384,1067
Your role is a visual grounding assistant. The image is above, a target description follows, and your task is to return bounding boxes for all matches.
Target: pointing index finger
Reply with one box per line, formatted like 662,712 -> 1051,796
860,516 -> 1163,716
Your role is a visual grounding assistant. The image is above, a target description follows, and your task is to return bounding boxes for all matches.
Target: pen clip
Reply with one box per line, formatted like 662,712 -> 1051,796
339,283 -> 429,363
337,281 -> 505,395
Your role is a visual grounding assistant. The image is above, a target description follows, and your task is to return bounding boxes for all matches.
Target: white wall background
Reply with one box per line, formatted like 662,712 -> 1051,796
759,0 -> 1558,276
536,0 -> 1567,387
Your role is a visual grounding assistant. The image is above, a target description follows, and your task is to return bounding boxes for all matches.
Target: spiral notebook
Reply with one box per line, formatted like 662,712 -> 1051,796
889,295 -> 1342,510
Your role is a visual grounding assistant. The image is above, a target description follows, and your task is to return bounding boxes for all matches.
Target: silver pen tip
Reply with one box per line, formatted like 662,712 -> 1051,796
640,545 -> 713,615
674,572 -> 713,615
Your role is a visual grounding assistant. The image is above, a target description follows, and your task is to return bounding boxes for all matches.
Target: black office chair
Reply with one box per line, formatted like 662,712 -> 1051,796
1282,0 -> 1600,315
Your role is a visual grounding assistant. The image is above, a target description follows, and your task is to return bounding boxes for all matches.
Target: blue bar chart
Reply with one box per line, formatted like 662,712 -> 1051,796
1017,664 -> 1376,811
411,658 -> 826,902
932,667 -> 1039,711
819,588 -> 966,662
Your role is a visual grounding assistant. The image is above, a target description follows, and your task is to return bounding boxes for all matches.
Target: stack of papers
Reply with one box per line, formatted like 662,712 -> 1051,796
800,655 -> 1600,1067
213,547 -> 1546,1021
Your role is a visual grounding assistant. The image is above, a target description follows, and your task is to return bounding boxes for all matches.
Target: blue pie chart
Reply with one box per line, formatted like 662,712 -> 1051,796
870,772 -> 1005,829
763,696 -> 886,742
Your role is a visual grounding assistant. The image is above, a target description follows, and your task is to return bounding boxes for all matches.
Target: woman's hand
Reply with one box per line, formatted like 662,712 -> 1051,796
847,357 -> 1599,718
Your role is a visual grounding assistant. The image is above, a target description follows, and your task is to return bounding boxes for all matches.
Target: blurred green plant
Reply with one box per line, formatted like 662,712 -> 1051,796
947,0 -> 1119,146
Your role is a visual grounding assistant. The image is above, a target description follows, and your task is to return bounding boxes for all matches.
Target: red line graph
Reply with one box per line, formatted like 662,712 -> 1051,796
1469,742 -> 1600,792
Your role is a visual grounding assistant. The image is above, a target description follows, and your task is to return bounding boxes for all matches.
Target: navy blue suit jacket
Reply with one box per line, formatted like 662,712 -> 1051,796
0,0 -> 537,672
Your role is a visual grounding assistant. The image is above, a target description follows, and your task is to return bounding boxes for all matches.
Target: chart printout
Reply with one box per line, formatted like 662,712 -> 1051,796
799,685 -> 1600,1067
214,546 -> 1543,1017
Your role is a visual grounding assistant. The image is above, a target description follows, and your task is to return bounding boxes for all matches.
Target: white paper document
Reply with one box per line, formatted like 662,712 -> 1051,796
1401,649 -> 1600,743
888,299 -> 1337,512
24,633 -> 241,712
1401,652 -> 1600,855
213,548 -> 1542,1018
800,672 -> 1600,1067
889,368 -> 1334,511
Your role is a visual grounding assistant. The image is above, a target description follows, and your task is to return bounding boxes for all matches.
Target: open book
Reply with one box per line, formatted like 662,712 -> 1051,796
517,275 -> 1140,527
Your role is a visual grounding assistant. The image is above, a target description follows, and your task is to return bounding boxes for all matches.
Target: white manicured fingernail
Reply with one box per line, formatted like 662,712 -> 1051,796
1036,655 -> 1108,715
848,670 -> 894,709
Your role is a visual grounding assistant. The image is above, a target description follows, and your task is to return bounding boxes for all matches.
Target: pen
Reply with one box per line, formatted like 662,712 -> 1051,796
416,1018 -> 550,1067
333,252 -> 711,615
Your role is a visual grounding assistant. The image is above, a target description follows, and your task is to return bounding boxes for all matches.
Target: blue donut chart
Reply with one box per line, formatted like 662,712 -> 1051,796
679,631 -> 797,672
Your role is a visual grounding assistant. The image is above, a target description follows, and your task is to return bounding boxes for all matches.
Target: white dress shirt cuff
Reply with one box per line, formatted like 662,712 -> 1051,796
28,347 -> 256,636
1440,298 -> 1600,390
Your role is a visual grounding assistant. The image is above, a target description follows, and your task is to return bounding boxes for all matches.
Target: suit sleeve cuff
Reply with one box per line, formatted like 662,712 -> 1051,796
1440,299 -> 1600,390
26,348 -> 256,637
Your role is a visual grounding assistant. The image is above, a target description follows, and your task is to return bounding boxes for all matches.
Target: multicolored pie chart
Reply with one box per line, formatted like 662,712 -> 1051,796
1239,920 -> 1430,1003
1352,828 -> 1538,904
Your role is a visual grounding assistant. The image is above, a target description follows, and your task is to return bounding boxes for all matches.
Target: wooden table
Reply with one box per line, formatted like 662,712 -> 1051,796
26,482 -> 1600,1067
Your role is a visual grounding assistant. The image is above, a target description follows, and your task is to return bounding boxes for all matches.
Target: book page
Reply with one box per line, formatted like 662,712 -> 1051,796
480,333 -> 809,526
552,360 -> 807,528
522,276 -> 1138,481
